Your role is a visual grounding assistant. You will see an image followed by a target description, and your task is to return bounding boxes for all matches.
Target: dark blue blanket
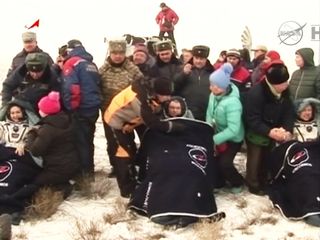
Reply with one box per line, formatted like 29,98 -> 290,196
268,140 -> 320,219
129,118 -> 222,221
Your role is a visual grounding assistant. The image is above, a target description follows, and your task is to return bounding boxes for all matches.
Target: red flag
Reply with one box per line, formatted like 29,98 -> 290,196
25,19 -> 40,29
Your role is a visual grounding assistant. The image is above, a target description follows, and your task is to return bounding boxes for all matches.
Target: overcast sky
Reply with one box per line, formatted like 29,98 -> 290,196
0,0 -> 319,77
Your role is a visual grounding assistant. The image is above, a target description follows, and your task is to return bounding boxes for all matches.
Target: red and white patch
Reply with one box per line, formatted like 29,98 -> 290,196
187,144 -> 208,174
287,149 -> 309,167
0,161 -> 12,182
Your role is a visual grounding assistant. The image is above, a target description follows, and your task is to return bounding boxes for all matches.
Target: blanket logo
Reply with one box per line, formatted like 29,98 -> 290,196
0,161 -> 12,182
287,149 -> 309,167
285,146 -> 312,174
187,144 -> 208,174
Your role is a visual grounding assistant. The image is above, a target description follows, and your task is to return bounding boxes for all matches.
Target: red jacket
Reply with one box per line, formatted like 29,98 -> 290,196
155,8 -> 179,32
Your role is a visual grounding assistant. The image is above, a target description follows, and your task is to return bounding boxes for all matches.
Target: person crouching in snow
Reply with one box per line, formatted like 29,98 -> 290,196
206,63 -> 245,194
103,77 -> 184,198
24,91 -> 80,198
0,92 -> 80,224
293,98 -> 320,142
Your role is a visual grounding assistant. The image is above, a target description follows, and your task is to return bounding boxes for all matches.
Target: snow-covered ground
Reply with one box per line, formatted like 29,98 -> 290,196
10,117 -> 320,240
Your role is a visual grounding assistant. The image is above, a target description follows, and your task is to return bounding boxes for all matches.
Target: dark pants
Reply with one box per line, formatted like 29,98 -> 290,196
73,111 -> 99,176
102,122 -> 117,168
111,128 -> 137,197
217,141 -> 243,187
159,31 -> 177,55
245,141 -> 273,190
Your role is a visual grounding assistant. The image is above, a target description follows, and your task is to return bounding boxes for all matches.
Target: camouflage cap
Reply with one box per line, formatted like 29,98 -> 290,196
109,40 -> 126,53
155,40 -> 172,52
25,52 -> 48,72
22,32 -> 36,42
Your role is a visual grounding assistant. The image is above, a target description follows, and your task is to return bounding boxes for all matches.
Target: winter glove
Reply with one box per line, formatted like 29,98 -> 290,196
214,143 -> 228,155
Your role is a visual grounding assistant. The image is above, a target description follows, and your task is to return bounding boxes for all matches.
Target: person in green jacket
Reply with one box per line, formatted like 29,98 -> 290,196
206,63 -> 245,194
289,48 -> 320,114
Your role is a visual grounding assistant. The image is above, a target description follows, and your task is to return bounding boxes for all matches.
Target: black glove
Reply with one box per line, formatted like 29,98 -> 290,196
170,121 -> 186,133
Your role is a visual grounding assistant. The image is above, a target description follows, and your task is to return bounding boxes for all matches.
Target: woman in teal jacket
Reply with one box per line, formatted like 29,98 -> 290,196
206,63 -> 244,193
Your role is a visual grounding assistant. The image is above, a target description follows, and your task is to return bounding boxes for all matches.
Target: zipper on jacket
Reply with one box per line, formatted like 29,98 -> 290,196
294,70 -> 304,100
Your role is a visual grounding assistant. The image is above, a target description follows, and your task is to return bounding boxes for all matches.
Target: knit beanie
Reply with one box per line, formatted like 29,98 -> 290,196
265,61 -> 289,85
38,91 -> 61,115
266,50 -> 280,61
153,77 -> 173,95
209,63 -> 233,90
226,48 -> 241,58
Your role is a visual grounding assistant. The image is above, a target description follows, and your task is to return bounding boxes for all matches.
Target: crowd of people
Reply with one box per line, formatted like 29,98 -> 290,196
0,3 -> 320,237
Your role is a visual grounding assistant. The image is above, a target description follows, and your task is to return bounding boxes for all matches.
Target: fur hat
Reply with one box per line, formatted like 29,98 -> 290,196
192,45 -> 210,58
22,32 -> 36,42
38,91 -> 61,115
266,61 -> 289,85
109,40 -> 126,53
153,77 -> 173,95
294,98 -> 320,114
67,39 -> 82,49
209,63 -> 233,90
226,48 -> 241,58
155,40 -> 172,52
25,53 -> 48,72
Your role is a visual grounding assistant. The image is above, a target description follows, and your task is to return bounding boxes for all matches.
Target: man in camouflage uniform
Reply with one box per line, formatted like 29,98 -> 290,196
99,40 -> 143,178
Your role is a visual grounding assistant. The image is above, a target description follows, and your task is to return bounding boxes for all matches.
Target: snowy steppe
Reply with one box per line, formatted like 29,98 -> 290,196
9,116 -> 320,240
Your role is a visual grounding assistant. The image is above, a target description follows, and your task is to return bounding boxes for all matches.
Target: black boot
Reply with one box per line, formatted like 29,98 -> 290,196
114,157 -> 137,198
